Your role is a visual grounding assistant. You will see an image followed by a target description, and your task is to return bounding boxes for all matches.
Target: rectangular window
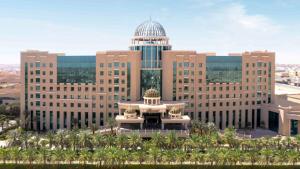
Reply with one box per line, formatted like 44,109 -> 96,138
206,56 -> 242,83
57,56 -> 96,84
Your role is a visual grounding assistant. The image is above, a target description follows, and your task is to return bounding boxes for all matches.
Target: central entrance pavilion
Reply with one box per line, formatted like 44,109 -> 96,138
116,89 -> 191,137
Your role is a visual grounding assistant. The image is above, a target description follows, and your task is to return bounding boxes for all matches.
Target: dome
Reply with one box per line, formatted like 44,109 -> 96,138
144,88 -> 160,98
134,19 -> 166,37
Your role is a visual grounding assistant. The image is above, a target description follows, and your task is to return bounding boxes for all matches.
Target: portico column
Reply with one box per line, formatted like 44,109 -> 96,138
215,112 -> 220,129
140,123 -> 143,129
161,123 -> 164,130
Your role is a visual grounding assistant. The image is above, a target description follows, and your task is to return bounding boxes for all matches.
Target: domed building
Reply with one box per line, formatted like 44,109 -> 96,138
130,19 -> 171,97
21,19 -> 276,137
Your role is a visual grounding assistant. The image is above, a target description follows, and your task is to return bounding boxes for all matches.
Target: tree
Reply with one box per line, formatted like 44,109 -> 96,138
9,147 -> 21,164
65,149 -> 77,164
288,150 -> 299,165
165,131 -> 177,149
79,149 -> 92,164
52,149 -> 65,164
94,148 -> 106,166
224,127 -> 237,148
163,150 -> 176,164
175,149 -> 186,165
79,131 -> 92,149
107,117 -> 116,135
128,132 -> 142,150
190,150 -> 200,165
46,131 -> 55,149
148,146 -> 161,165
133,149 -> 146,165
22,148 -> 36,165
38,147 -> 50,164
55,130 -> 66,149
247,150 -> 259,165
0,148 -> 9,164
260,149 -> 273,165
151,132 -> 164,148
116,134 -> 128,149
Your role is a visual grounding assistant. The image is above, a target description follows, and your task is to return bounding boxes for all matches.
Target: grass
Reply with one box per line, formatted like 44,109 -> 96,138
2,165 -> 300,169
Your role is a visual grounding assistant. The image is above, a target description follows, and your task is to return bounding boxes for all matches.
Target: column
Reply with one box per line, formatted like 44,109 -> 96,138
235,110 -> 239,129
140,123 -> 143,129
161,123 -> 164,130
222,111 -> 226,130
215,112 -> 220,130
248,110 -> 252,129
241,110 -> 246,129
67,111 -> 71,129
228,110 -> 233,128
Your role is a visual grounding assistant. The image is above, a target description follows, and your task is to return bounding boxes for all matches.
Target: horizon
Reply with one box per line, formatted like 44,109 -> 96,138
0,0 -> 300,64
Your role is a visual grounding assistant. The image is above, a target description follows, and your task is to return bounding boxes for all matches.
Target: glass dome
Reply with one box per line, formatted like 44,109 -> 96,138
134,19 -> 166,37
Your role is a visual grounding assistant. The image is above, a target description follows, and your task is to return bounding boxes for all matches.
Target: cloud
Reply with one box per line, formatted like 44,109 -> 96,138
172,2 -> 283,57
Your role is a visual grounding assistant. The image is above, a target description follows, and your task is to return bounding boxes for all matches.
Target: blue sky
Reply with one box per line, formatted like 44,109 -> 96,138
0,0 -> 300,64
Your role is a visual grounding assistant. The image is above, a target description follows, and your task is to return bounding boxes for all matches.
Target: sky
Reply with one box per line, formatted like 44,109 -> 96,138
0,0 -> 300,64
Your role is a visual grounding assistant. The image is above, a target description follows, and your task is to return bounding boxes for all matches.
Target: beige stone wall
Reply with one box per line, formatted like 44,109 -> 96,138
21,50 -> 141,130
162,50 -> 275,130
21,49 -> 275,131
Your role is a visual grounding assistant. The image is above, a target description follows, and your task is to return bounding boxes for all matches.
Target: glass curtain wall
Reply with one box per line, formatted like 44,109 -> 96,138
57,56 -> 96,84
206,56 -> 242,83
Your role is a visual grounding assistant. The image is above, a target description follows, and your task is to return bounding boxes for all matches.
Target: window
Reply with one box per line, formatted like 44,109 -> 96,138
206,56 -> 242,83
57,56 -> 96,84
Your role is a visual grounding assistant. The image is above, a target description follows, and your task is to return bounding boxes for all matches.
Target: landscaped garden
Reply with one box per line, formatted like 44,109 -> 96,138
0,121 -> 300,167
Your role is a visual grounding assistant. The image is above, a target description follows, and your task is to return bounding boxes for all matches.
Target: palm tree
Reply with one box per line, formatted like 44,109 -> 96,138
38,147 -> 49,164
106,147 -> 118,165
288,150 -> 299,165
45,131 -> 55,149
118,149 -> 129,165
0,148 -> 9,164
163,150 -> 176,164
205,149 -> 218,165
165,131 -> 177,149
247,150 -> 259,165
190,150 -> 199,165
20,130 -> 30,149
55,130 -> 66,149
79,149 -> 92,164
22,148 -> 36,165
133,149 -> 146,165
106,134 -> 116,147
116,134 -> 128,149
151,132 -> 164,148
65,149 -> 77,164
223,127 -> 237,148
94,148 -> 106,166
107,117 -> 116,135
79,131 -> 92,149
93,134 -> 105,148
260,149 -> 273,165
52,149 -> 65,164
9,147 -> 21,164
148,146 -> 161,165
128,132 -> 141,150
175,149 -> 186,165
68,129 -> 79,151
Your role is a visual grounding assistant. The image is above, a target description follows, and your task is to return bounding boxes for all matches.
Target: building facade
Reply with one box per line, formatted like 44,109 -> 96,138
20,20 -> 275,133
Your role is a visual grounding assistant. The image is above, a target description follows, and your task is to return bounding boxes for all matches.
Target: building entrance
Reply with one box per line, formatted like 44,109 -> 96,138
143,113 -> 161,129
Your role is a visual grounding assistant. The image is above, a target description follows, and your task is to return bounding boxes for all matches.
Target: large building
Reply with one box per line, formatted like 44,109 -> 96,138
20,19 -> 276,135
